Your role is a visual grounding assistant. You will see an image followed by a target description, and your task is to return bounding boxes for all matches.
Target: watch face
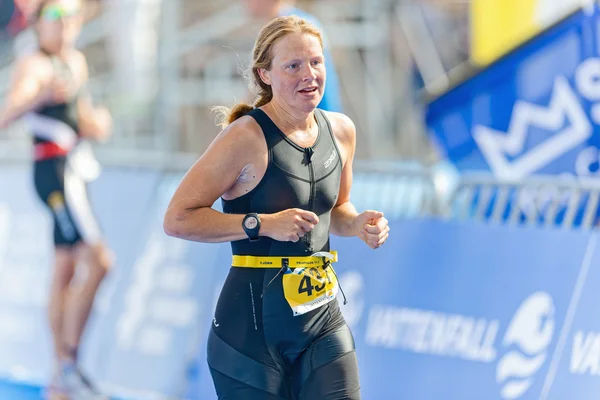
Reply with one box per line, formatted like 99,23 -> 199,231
244,216 -> 258,230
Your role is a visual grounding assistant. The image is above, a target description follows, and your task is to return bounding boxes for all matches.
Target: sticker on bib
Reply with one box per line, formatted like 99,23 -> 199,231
282,265 -> 339,316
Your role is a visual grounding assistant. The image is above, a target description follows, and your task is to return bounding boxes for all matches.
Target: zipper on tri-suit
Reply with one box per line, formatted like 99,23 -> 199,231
304,147 -> 315,252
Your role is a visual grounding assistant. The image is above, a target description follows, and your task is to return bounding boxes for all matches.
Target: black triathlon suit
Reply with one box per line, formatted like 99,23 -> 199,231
207,108 -> 361,400
28,51 -> 102,247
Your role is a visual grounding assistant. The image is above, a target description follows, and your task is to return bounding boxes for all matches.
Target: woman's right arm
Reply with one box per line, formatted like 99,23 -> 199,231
0,56 -> 51,129
163,117 -> 262,243
163,116 -> 319,243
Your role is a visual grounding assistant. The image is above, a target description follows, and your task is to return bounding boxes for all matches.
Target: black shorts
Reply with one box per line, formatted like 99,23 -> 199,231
33,157 -> 102,247
207,267 -> 361,400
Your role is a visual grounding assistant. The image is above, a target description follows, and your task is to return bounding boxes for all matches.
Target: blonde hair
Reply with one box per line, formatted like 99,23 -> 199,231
213,15 -> 324,129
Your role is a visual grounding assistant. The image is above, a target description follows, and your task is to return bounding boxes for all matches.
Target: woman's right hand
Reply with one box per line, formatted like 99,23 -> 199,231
261,209 -> 319,242
91,106 -> 113,142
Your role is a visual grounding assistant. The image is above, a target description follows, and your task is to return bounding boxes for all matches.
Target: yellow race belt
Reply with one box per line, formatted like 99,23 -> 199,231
232,251 -> 340,316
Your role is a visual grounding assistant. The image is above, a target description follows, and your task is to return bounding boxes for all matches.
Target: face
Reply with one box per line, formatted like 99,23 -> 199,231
260,32 -> 326,112
36,0 -> 83,52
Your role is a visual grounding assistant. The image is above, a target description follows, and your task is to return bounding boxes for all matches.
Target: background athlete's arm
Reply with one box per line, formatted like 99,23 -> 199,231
163,116 -> 318,243
75,52 -> 112,142
328,112 -> 389,249
0,55 -> 65,129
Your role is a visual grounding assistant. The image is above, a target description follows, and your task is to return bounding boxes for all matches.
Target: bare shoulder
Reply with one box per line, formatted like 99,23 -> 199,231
215,114 -> 264,148
18,52 -> 50,66
322,110 -> 356,146
12,53 -> 51,78
204,113 -> 266,165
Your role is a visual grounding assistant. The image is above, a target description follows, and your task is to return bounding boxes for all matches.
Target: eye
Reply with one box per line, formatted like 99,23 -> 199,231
288,63 -> 299,70
311,60 -> 322,66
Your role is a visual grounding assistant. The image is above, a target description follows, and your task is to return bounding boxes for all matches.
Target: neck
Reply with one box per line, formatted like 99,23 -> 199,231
40,43 -> 72,60
264,99 -> 314,132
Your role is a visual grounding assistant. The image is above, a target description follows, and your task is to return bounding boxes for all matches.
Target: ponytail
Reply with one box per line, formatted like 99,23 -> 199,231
213,88 -> 273,129
212,103 -> 254,130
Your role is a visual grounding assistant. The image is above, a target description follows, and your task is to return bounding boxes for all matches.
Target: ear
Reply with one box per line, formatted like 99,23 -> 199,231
257,68 -> 272,86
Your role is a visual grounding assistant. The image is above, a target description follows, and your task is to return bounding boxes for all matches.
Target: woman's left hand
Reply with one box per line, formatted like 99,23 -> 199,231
353,210 -> 390,249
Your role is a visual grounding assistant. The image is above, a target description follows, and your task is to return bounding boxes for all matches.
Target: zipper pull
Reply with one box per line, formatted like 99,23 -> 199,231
304,147 -> 314,164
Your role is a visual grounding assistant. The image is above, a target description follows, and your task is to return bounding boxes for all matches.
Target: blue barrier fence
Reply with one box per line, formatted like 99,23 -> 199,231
2,163 -> 600,399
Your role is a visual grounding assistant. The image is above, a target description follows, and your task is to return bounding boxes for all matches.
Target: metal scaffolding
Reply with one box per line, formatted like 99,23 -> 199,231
0,0 -> 471,165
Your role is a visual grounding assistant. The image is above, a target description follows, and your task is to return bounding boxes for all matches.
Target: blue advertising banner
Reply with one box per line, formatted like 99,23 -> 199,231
426,5 -> 600,181
331,219 -> 600,400
0,164 -> 55,384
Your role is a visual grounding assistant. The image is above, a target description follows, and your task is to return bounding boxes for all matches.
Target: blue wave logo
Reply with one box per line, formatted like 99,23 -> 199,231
496,292 -> 555,399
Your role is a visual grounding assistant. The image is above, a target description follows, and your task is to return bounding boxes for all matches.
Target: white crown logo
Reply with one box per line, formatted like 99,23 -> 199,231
473,76 -> 592,180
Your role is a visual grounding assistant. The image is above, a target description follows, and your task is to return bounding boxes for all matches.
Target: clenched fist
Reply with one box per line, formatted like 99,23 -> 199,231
353,210 -> 390,249
261,208 -> 319,243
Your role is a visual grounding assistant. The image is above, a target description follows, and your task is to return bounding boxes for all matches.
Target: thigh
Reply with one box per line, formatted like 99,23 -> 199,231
210,367 -> 289,400
207,280 -> 291,399
298,352 -> 360,400
207,328 -> 289,398
61,162 -> 103,245
293,324 -> 361,400
34,159 -> 83,246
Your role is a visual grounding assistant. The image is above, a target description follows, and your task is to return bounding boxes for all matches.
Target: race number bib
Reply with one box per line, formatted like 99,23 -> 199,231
282,253 -> 339,316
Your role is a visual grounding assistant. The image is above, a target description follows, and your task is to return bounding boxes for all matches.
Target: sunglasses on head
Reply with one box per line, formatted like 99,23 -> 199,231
40,4 -> 81,21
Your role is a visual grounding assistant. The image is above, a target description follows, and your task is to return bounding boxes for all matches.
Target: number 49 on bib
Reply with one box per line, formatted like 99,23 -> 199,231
282,266 -> 339,316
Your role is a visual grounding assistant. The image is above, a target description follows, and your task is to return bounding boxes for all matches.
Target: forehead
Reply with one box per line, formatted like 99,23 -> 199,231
272,32 -> 323,61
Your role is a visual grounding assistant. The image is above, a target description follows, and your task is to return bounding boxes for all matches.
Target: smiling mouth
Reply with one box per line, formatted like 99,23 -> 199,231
299,87 -> 318,93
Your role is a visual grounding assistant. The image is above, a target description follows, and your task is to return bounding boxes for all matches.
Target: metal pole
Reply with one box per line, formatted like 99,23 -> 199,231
157,0 -> 180,153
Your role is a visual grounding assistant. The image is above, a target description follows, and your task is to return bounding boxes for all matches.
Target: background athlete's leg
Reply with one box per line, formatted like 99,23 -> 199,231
46,245 -> 84,399
293,325 -> 361,400
48,247 -> 77,364
62,241 -> 113,356
48,241 -> 113,398
210,368 -> 290,400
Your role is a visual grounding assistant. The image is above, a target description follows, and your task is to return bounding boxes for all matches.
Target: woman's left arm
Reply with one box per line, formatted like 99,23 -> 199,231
328,112 -> 390,249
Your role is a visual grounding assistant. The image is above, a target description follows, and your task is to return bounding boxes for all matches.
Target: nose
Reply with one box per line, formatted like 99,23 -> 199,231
302,64 -> 317,82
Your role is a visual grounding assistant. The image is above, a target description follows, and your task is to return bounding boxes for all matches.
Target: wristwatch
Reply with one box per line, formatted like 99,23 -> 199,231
242,213 -> 261,242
